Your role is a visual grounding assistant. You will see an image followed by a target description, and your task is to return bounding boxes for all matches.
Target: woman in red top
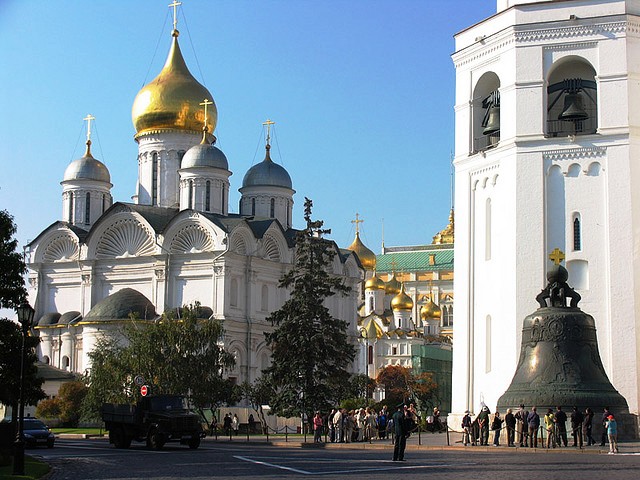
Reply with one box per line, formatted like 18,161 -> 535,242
313,412 -> 324,443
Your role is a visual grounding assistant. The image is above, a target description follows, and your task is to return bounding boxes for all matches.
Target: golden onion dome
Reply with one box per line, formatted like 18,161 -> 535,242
391,284 -> 413,311
132,31 -> 217,137
420,297 -> 442,321
347,232 -> 376,270
364,272 -> 385,291
384,274 -> 401,295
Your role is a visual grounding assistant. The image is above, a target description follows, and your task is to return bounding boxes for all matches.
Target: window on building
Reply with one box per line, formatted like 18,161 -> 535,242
392,346 -> 397,355
230,278 -> 238,307
85,192 -> 91,224
573,214 -> 582,251
368,345 -> 373,365
68,193 -> 74,223
270,198 -> 275,218
205,181 -> 211,211
368,296 -> 374,312
251,198 -> 255,216
222,185 -> 226,213
102,194 -> 106,213
152,153 -> 158,206
286,200 -> 290,226
188,180 -> 193,209
472,72 -> 500,153
261,284 -> 269,311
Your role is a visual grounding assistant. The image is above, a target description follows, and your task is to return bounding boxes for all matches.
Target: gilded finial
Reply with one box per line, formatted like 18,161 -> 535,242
263,119 -> 275,147
169,1 -> 182,36
390,258 -> 398,274
351,213 -> 364,234
83,114 -> 95,155
199,98 -> 213,143
549,248 -> 565,266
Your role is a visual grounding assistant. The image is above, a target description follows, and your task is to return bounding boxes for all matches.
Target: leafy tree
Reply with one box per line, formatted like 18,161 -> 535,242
0,210 -> 27,310
241,377 -> 276,434
36,381 -> 86,427
376,365 -> 438,414
82,304 -> 236,420
0,319 -> 46,423
263,198 -> 356,419
407,371 -> 438,414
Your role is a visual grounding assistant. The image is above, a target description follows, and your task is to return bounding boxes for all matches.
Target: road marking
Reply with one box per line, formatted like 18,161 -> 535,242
234,455 -> 475,475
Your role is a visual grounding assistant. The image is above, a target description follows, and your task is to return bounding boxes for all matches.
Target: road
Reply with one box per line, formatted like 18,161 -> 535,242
33,437 -> 640,480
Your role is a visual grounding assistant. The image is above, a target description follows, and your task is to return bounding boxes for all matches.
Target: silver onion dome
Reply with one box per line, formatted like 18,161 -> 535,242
242,145 -> 292,189
181,142 -> 229,170
62,141 -> 111,183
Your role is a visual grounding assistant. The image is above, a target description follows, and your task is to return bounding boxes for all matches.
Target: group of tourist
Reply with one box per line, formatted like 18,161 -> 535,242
461,404 -> 619,453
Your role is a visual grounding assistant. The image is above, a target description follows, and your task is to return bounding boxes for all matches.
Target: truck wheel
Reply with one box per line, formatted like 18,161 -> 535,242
111,428 -> 131,449
188,437 -> 200,449
147,430 -> 165,450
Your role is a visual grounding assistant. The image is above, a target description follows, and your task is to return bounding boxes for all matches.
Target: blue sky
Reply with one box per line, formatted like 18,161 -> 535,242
0,0 -> 495,256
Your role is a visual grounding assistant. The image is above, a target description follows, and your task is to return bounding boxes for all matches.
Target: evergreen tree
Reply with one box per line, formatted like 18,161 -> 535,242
0,209 -> 27,310
263,198 -> 356,419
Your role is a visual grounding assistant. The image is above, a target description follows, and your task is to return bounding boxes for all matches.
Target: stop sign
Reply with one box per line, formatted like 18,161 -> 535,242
141,385 -> 148,396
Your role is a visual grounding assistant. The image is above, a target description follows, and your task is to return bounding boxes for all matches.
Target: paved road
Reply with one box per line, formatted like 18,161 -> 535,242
34,437 -> 640,480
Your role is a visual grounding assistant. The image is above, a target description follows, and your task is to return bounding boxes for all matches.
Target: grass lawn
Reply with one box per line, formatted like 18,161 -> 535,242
0,456 -> 50,479
51,427 -> 104,435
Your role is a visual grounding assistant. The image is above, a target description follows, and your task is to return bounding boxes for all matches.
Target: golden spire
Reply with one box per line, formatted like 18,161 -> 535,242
169,1 -> 182,36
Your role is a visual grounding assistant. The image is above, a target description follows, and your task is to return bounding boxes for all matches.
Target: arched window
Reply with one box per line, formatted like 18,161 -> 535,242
68,193 -> 74,222
152,153 -> 158,206
102,194 -> 107,214
473,72 -> 501,153
42,355 -> 50,365
85,192 -> 91,224
188,180 -> 194,209
251,198 -> 256,216
205,181 -> 211,211
368,296 -> 374,312
573,214 -> 582,251
368,345 -> 373,365
485,198 -> 492,261
62,355 -> 70,370
547,59 -> 597,137
230,278 -> 238,307
261,284 -> 269,311
270,198 -> 275,218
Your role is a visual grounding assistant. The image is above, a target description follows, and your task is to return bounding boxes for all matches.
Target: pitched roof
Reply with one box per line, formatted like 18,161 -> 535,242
375,249 -> 454,273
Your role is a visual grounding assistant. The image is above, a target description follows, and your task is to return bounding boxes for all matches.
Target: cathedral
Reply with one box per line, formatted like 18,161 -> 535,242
25,14 -> 363,385
452,0 -> 640,425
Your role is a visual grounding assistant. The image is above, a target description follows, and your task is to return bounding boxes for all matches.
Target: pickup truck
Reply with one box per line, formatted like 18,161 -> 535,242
102,394 -> 203,450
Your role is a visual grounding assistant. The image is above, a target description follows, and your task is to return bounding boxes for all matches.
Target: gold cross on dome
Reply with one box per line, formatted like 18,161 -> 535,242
263,119 -> 275,145
199,98 -> 213,128
549,248 -> 565,265
351,213 -> 364,234
390,258 -> 398,273
169,1 -> 182,31
83,114 -> 95,142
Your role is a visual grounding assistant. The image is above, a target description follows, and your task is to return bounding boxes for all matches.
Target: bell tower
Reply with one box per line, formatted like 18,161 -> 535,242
451,0 -> 640,421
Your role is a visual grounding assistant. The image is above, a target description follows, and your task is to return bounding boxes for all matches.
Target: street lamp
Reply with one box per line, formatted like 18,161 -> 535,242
13,301 -> 35,476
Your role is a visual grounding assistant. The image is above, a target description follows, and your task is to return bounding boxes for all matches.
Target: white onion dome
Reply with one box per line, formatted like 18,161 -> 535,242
242,144 -> 292,189
181,132 -> 229,170
62,140 -> 111,183
391,284 -> 413,311
132,30 -> 217,137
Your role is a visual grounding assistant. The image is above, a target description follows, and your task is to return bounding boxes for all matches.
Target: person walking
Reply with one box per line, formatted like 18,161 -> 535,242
583,407 -> 595,446
392,404 -> 409,461
571,406 -> 584,448
462,410 -> 472,446
606,414 -> 619,454
554,406 -> 568,447
505,408 -> 516,447
527,407 -> 540,448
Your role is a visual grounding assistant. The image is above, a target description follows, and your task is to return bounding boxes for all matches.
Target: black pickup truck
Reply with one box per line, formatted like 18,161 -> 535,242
102,394 -> 203,450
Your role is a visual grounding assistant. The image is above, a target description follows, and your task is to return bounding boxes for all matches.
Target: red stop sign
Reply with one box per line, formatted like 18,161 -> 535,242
141,385 -> 148,396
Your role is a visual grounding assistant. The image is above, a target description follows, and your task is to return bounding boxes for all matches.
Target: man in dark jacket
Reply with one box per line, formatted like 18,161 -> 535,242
600,407 -> 611,446
570,406 -> 584,448
527,407 -> 540,448
555,406 -> 568,447
392,404 -> 408,461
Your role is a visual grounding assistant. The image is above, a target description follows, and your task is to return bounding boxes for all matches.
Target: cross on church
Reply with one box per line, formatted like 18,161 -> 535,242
390,258 -> 398,273
351,213 -> 364,234
199,98 -> 213,128
549,248 -> 565,265
169,1 -> 182,31
83,114 -> 95,142
263,119 -> 275,144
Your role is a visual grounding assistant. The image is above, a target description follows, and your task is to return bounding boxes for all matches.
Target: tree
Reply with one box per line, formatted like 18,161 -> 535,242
263,198 -> 356,419
376,365 -> 438,413
0,210 -> 27,310
0,319 -> 46,423
82,304 -> 236,420
37,381 -> 87,427
241,377 -> 276,434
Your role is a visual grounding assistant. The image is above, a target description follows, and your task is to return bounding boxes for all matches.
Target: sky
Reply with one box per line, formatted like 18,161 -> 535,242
0,0 -> 496,259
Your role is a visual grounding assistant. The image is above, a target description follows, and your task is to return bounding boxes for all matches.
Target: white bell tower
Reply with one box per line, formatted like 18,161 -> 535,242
451,0 -> 640,419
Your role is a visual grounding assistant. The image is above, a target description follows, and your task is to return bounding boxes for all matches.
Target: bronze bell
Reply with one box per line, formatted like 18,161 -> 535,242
559,93 -> 588,121
483,105 -> 500,135
497,263 -> 629,420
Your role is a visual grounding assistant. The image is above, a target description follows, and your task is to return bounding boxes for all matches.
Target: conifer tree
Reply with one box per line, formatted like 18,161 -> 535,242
264,198 -> 356,419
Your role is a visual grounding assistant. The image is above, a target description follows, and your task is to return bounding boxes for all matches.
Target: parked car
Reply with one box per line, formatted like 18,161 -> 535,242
22,418 -> 55,448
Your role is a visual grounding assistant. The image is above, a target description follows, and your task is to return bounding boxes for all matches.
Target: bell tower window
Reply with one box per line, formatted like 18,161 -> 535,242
85,192 -> 91,224
573,214 -> 582,251
472,72 -> 500,153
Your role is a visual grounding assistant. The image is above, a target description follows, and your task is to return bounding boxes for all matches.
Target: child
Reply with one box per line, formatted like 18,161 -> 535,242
606,414 -> 618,454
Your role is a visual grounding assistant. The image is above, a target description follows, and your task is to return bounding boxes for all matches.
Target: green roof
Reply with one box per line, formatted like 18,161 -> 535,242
376,249 -> 453,273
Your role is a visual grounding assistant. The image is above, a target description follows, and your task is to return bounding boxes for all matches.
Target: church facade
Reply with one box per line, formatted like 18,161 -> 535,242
452,0 -> 640,421
25,20 -> 363,385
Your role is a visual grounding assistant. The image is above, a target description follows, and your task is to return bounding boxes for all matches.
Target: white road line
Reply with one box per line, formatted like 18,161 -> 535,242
234,455 -> 313,475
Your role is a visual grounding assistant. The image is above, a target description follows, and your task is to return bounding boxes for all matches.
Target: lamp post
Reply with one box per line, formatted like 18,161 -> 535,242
12,301 -> 35,476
